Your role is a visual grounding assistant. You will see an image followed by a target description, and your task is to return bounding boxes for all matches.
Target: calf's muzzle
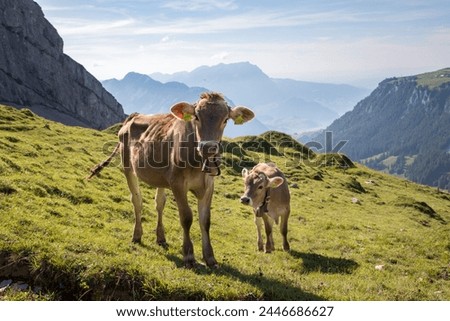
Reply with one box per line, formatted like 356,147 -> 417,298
240,196 -> 251,205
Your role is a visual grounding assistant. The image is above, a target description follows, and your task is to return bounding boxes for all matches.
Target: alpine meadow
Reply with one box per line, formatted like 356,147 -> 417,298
1,104 -> 449,300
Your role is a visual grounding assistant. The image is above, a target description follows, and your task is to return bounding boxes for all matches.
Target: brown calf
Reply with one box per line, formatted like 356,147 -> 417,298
240,163 -> 290,253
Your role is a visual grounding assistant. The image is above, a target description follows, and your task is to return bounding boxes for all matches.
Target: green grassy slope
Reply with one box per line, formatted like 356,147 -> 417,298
1,104 -> 449,300
416,68 -> 450,89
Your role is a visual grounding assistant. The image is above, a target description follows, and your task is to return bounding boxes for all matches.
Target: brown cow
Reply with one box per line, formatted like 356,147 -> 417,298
89,92 -> 254,268
240,163 -> 290,253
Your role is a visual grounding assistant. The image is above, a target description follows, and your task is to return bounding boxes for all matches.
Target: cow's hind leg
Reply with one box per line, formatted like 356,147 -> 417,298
124,169 -> 143,243
155,187 -> 167,247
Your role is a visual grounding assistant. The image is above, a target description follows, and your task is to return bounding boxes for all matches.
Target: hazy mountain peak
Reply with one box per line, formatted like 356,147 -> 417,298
123,72 -> 160,85
191,61 -> 268,79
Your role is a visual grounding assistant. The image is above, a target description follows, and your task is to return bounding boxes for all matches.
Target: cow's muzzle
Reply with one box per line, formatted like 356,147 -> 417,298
197,141 -> 220,156
197,141 -> 221,176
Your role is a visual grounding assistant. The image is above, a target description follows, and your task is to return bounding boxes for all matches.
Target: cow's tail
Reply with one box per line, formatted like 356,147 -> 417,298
87,143 -> 120,180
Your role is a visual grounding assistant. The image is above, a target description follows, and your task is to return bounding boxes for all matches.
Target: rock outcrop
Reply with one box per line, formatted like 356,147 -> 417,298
0,0 -> 125,129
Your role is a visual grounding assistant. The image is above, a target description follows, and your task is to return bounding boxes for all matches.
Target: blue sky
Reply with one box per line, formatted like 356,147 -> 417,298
37,0 -> 450,88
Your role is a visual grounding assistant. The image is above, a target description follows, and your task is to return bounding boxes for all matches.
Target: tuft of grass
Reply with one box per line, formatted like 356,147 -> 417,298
0,104 -> 449,301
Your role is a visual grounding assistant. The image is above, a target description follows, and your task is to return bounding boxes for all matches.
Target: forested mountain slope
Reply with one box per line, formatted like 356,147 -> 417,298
319,68 -> 450,190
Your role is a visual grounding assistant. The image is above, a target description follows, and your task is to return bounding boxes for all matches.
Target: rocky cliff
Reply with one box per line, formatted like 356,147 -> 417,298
0,0 -> 125,129
319,68 -> 450,190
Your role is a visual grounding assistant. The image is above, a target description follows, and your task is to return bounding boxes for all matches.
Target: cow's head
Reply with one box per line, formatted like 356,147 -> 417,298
171,92 -> 254,175
240,169 -> 284,215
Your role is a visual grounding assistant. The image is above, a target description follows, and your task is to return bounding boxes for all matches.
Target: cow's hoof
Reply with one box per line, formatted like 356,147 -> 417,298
157,240 -> 168,249
205,257 -> 219,269
183,255 -> 197,269
184,260 -> 197,269
132,237 -> 141,244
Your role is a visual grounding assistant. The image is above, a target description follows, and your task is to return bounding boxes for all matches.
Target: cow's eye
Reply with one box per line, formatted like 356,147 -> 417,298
258,185 -> 264,189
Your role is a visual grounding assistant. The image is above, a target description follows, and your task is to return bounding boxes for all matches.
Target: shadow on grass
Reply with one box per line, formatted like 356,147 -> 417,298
165,254 -> 324,300
289,250 -> 359,274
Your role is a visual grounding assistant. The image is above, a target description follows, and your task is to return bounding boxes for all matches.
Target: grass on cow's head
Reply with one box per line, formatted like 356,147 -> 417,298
0,104 -> 449,300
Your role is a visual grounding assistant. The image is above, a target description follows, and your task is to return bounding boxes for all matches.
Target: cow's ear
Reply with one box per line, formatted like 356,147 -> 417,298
241,168 -> 249,178
171,102 -> 195,121
268,176 -> 284,188
230,106 -> 255,125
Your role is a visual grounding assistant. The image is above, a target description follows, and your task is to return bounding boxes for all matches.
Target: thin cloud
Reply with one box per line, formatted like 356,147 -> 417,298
211,51 -> 231,61
37,0 -> 450,87
53,17 -> 136,36
128,10 -> 366,36
161,0 -> 238,11
48,7 -> 369,38
45,4 -> 445,40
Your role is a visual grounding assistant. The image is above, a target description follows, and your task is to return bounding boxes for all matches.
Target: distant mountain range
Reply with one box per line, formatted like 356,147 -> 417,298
102,72 -> 269,137
150,62 -> 370,134
102,72 -> 209,115
316,68 -> 450,190
102,62 -> 369,137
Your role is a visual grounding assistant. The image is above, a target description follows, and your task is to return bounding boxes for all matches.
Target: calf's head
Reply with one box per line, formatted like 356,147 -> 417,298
171,92 -> 254,175
240,169 -> 284,210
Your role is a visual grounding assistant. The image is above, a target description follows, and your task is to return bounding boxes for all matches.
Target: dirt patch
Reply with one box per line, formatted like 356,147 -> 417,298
0,251 -> 152,300
0,182 -> 17,195
342,177 -> 366,194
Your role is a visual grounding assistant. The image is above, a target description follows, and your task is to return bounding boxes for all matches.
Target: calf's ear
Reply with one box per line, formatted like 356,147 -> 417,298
268,176 -> 284,188
230,106 -> 255,125
241,168 -> 249,178
171,102 -> 196,121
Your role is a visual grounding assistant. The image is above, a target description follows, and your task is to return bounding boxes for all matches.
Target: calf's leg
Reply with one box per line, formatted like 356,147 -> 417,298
262,214 -> 275,253
280,211 -> 290,251
254,216 -> 264,251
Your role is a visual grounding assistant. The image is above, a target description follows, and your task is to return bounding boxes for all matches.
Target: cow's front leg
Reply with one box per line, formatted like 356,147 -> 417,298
197,182 -> 218,268
254,216 -> 264,251
124,169 -> 143,243
262,214 -> 275,253
172,187 -> 196,268
155,188 -> 167,247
